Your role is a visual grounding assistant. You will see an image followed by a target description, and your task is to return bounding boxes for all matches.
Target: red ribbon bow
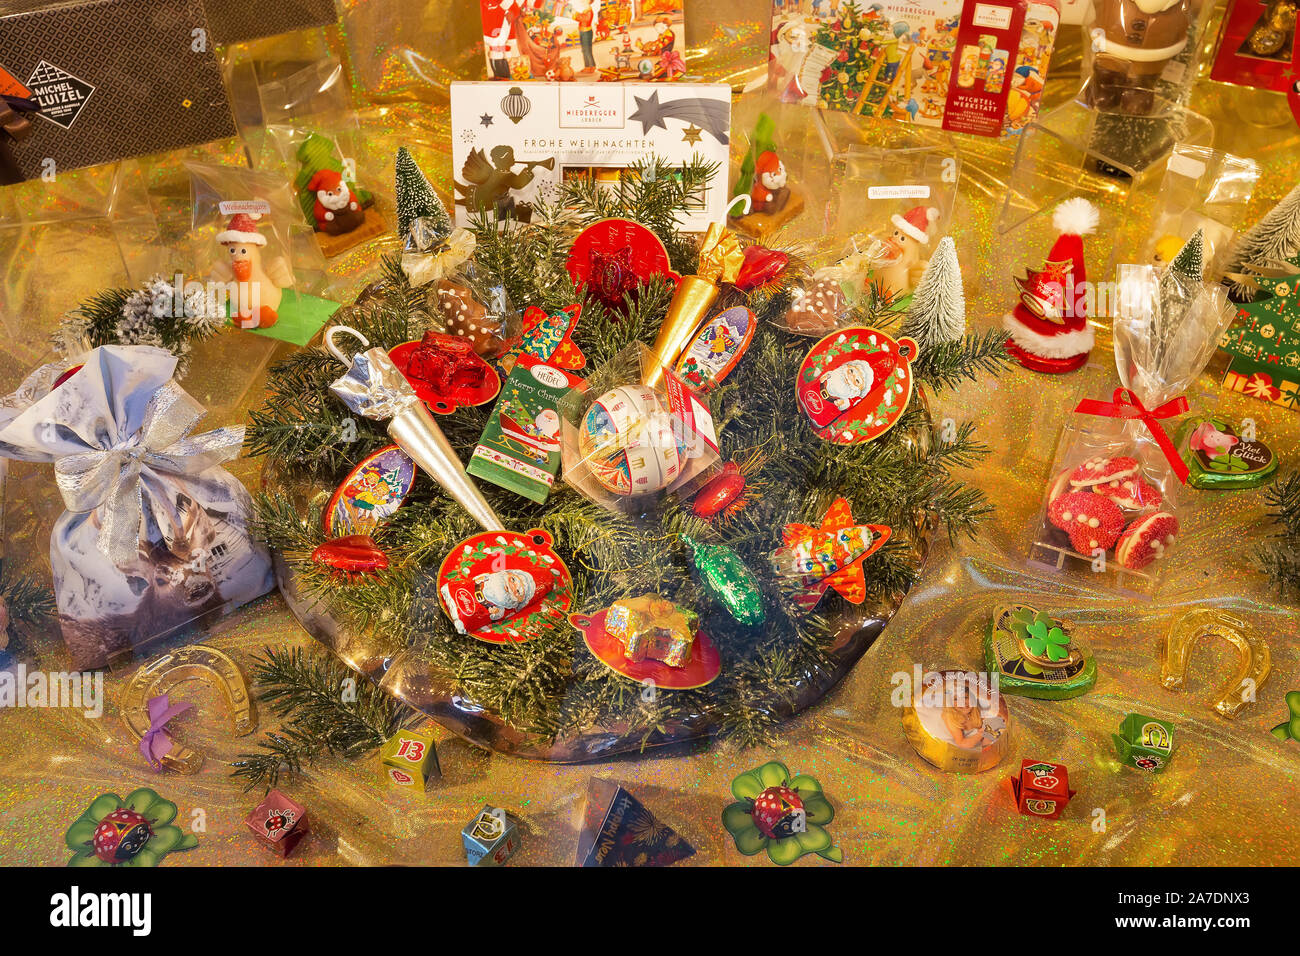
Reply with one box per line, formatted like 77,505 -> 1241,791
1073,387 -> 1189,484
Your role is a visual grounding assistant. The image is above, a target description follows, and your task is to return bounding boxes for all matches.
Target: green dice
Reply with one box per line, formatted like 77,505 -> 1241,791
380,729 -> 441,792
1112,714 -> 1174,772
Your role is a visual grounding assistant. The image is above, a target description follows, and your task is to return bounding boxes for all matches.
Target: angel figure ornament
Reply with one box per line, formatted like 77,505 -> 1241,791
211,212 -> 292,329
1086,0 -> 1192,116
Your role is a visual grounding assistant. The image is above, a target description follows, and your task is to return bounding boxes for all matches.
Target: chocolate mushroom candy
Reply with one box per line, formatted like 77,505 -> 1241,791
784,278 -> 846,335
431,280 -> 505,358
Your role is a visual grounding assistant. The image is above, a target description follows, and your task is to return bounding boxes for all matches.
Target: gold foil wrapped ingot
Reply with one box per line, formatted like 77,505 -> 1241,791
1159,608 -> 1271,719
644,224 -> 744,388
605,594 -> 698,668
326,325 -> 505,532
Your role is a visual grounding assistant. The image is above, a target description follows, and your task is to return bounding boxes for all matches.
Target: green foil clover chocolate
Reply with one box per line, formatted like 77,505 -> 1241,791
984,604 -> 1096,700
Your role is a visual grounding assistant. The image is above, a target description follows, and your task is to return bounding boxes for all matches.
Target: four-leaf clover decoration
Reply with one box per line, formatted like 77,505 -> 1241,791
721,760 -> 842,865
1024,617 -> 1071,662
65,788 -> 198,867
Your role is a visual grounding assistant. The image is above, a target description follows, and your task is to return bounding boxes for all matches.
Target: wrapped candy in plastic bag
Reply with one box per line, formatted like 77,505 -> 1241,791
391,148 -> 521,361
560,344 -> 719,516
0,346 -> 274,669
1029,239 -> 1235,591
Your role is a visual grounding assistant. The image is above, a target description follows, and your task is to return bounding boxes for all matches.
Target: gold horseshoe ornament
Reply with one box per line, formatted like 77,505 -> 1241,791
122,645 -> 257,773
1159,609 -> 1271,719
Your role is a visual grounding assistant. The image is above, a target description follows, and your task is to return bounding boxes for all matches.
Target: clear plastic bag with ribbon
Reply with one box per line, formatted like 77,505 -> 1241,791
0,346 -> 274,669
1029,255 -> 1236,592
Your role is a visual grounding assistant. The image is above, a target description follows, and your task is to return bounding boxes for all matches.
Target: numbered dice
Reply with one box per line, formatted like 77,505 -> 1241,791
1112,713 -> 1175,772
245,789 -> 309,858
462,805 -> 519,867
1008,760 -> 1075,821
380,729 -> 441,792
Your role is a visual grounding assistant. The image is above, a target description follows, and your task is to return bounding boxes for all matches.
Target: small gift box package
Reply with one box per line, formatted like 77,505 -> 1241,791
0,346 -> 274,669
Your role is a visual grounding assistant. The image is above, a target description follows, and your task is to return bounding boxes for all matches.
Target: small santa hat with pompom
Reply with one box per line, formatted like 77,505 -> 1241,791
217,211 -> 267,246
891,205 -> 939,244
1002,197 -> 1100,372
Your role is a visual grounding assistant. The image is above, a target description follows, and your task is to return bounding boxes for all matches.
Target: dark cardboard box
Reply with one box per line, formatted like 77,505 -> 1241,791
0,0 -> 236,181
203,0 -> 338,45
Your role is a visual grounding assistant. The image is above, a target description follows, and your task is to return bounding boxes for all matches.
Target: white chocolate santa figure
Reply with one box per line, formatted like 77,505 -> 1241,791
750,150 -> 790,215
211,212 -> 292,330
870,205 -> 939,301
307,169 -> 364,236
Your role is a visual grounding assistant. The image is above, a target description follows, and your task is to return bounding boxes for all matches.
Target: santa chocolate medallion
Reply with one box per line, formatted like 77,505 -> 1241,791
795,326 -> 918,445
436,529 -> 572,644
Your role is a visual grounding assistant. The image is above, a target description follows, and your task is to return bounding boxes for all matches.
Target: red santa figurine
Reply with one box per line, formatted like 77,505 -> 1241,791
1001,198 -> 1100,374
750,150 -> 790,215
307,169 -> 365,236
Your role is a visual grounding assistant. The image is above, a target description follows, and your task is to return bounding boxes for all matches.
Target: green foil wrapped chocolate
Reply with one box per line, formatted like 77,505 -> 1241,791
682,533 -> 765,627
984,604 -> 1096,700
1177,416 -> 1278,490
1113,713 -> 1175,772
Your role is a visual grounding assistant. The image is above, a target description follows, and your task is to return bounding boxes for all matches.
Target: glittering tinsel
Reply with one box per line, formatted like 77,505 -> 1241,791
54,273 -> 226,374
246,155 -> 1009,755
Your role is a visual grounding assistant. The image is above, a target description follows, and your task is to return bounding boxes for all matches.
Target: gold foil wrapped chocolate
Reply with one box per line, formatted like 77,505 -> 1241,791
606,594 -> 698,668
326,325 -> 504,532
644,224 -> 744,388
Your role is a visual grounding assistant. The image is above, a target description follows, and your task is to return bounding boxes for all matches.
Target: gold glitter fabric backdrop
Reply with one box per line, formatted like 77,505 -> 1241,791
1,0 -> 1299,866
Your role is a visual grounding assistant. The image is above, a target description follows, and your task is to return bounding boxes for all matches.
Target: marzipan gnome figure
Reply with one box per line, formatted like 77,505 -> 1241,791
1086,0 -> 1194,115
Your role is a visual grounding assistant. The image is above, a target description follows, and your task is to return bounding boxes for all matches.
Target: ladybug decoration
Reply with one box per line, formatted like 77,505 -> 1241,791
264,808 -> 297,836
749,783 -> 805,839
90,808 -> 153,863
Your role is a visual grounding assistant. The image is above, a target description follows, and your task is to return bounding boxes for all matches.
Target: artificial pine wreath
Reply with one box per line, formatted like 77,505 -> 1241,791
247,152 -> 1008,762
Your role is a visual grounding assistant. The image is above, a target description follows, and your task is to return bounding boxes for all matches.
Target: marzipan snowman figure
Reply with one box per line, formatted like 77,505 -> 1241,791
211,212 -> 292,329
1086,0 -> 1193,115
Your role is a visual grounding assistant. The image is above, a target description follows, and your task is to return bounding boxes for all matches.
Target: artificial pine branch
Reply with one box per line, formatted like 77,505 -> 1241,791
231,645 -> 413,791
54,275 -> 225,372
0,561 -> 56,654
913,328 -> 1014,391
1260,471 -> 1300,597
1225,181 -> 1300,299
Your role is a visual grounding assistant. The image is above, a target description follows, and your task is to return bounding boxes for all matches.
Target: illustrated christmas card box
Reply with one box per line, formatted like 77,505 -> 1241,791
769,0 -> 1059,137
481,0 -> 686,82
1218,275 -> 1300,412
450,81 -> 731,232
0,0 -> 235,182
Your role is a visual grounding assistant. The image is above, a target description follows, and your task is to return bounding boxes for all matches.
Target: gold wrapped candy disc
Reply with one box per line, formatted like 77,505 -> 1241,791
122,645 -> 257,773
1159,609 -> 1271,719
